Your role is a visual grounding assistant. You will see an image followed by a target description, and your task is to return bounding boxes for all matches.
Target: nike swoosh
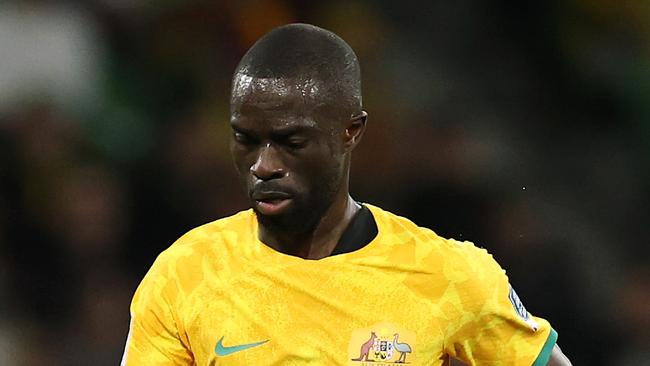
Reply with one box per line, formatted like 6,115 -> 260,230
214,336 -> 269,356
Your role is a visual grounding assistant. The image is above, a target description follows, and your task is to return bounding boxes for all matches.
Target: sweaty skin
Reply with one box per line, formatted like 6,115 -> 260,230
230,75 -> 366,259
229,23 -> 572,365
121,23 -> 574,366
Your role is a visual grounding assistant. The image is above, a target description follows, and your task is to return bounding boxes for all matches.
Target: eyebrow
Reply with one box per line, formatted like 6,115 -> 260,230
271,125 -> 314,137
231,123 -> 315,137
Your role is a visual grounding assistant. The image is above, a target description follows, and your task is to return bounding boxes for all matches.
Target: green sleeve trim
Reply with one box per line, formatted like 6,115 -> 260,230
531,328 -> 558,366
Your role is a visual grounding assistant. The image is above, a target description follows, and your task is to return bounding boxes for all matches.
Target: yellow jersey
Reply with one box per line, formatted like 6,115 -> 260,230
121,204 -> 557,365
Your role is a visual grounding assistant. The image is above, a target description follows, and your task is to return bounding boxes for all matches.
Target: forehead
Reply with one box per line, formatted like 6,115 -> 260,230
230,73 -> 336,122
232,73 -> 322,103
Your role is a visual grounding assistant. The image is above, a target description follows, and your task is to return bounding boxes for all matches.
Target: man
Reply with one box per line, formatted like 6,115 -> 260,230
122,23 -> 572,365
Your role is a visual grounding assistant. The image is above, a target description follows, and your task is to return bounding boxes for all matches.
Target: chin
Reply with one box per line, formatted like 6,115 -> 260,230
253,204 -> 318,234
255,210 -> 298,232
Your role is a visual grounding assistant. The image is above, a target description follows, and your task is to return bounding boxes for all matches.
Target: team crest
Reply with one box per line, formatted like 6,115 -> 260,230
348,322 -> 416,365
508,286 -> 540,331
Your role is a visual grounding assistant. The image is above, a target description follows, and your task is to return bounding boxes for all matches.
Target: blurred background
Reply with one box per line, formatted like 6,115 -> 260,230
0,0 -> 648,364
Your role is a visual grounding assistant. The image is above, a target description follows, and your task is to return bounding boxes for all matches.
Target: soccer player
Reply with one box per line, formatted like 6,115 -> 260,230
121,24 -> 572,365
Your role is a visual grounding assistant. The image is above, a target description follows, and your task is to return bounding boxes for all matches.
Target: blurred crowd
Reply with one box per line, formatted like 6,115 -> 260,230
0,1 -> 648,365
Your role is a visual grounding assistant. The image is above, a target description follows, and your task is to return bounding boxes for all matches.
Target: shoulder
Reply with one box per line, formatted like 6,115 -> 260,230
164,209 -> 253,255
367,203 -> 503,276
145,209 -> 255,282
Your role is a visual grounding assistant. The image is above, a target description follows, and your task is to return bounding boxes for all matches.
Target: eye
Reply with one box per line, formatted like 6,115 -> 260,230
233,131 -> 257,146
283,138 -> 307,150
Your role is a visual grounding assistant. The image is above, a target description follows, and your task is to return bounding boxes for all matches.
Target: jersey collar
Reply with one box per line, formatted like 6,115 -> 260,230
329,204 -> 378,256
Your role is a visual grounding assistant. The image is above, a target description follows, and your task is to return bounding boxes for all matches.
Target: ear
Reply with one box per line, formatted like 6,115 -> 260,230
343,110 -> 368,151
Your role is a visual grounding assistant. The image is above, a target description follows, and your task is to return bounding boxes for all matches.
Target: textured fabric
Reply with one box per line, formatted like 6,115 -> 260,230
122,204 -> 555,365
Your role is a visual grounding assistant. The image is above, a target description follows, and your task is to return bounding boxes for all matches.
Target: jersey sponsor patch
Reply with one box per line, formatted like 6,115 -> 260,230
508,286 -> 540,331
348,322 -> 416,365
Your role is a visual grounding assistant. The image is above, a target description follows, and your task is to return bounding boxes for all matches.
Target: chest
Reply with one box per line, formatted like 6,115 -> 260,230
183,261 -> 451,365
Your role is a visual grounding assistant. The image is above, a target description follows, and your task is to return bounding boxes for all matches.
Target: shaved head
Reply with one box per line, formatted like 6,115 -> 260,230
229,24 -> 368,249
231,23 -> 362,119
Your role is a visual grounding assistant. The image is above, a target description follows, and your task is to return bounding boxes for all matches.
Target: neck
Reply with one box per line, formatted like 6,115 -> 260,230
258,194 -> 360,260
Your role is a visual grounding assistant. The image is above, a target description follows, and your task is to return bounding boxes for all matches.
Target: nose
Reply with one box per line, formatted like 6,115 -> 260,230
250,143 -> 286,181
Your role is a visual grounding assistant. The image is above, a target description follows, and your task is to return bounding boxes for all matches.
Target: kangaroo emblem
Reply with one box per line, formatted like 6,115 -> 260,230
351,331 -> 377,361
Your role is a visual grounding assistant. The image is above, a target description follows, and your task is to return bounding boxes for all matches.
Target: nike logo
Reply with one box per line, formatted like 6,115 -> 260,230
214,336 -> 269,356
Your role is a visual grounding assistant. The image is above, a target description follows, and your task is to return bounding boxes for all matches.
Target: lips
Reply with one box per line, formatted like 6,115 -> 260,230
251,191 -> 293,215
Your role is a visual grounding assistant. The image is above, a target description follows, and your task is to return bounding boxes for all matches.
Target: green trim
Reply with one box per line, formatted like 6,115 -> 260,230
531,328 -> 558,366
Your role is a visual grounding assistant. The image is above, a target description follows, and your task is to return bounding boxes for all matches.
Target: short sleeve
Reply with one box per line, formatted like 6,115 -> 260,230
121,252 -> 194,365
444,243 -> 557,366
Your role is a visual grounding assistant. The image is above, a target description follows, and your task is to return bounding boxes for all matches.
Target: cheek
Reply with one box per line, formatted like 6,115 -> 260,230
230,148 -> 252,177
301,151 -> 344,187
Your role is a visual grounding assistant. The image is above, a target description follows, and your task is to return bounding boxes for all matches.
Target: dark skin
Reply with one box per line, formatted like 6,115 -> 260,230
230,73 -> 571,365
230,75 -> 366,259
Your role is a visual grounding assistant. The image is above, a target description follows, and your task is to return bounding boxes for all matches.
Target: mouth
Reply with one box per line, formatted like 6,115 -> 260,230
251,191 -> 293,216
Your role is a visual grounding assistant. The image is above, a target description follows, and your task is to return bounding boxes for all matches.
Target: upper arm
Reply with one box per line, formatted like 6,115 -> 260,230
443,242 -> 559,365
546,344 -> 572,366
121,255 -> 194,365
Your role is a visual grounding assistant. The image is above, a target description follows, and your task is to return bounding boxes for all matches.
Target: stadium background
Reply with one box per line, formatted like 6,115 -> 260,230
0,1 -> 648,364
